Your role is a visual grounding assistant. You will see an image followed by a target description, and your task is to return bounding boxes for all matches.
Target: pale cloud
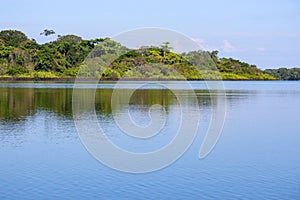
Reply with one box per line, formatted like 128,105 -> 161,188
191,38 -> 243,53
221,40 -> 236,53
191,38 -> 216,51
257,47 -> 266,52
207,32 -> 300,38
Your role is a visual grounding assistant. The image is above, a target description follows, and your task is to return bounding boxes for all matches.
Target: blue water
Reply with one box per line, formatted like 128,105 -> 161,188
0,81 -> 300,199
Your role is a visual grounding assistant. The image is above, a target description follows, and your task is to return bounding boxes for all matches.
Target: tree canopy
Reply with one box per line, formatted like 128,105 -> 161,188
0,30 -> 28,47
0,29 -> 297,80
265,68 -> 300,80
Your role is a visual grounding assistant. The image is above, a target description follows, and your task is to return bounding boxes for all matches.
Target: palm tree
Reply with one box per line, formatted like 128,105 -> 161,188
160,41 -> 173,57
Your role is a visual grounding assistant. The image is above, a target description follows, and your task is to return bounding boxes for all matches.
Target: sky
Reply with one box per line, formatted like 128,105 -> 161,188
1,0 -> 300,69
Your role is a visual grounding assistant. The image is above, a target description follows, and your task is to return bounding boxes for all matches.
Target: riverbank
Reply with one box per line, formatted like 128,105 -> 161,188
0,77 -> 283,82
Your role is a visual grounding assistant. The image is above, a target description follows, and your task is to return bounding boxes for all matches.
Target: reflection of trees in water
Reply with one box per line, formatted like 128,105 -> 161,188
0,88 -> 35,120
0,87 -> 255,121
0,86 -> 256,147
95,89 -> 209,116
0,88 -> 73,120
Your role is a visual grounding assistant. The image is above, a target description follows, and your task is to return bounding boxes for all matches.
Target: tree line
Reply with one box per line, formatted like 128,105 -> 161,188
0,29 -> 298,80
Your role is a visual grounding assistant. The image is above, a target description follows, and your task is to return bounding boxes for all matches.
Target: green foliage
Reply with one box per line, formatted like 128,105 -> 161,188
56,34 -> 82,43
108,46 -> 210,80
207,51 -> 277,80
264,68 -> 300,80
20,39 -> 40,50
27,71 -> 59,80
88,38 -> 127,58
7,65 -> 28,75
160,41 -> 173,57
0,30 -> 28,47
33,48 -> 55,71
102,68 -> 120,79
62,67 -> 79,77
182,50 -> 217,70
77,63 -> 102,78
0,44 -> 14,58
0,29 -> 291,80
40,29 -> 55,36
217,57 -> 259,74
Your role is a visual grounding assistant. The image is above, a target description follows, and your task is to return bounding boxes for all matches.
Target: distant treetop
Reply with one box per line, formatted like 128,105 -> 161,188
40,29 -> 56,37
0,30 -> 28,47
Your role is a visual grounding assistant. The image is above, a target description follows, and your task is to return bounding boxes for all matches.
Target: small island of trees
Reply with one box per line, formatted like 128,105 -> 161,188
0,29 -> 298,80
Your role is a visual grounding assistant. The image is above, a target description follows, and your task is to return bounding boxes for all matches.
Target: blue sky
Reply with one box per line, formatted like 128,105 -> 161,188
1,0 -> 299,68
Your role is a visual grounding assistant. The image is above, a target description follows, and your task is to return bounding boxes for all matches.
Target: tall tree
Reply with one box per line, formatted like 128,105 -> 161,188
210,50 -> 219,63
160,41 -> 173,57
40,29 -> 56,36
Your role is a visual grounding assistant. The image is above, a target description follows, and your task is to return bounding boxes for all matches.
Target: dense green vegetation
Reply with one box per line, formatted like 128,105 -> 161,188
264,68 -> 300,80
0,29 -> 297,80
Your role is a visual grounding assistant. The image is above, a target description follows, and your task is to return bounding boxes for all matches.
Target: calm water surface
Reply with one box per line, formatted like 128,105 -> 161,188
0,81 -> 299,199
